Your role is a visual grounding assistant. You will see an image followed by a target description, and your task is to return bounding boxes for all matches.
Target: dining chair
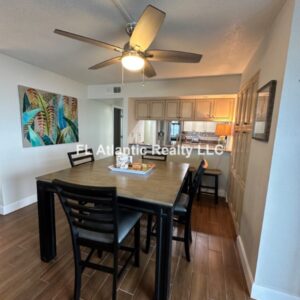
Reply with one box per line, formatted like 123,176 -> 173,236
145,160 -> 206,261
68,148 -> 95,167
141,146 -> 167,161
53,179 -> 141,300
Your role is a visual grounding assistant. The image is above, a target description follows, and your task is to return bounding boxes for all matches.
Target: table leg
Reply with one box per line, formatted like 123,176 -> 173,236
37,181 -> 57,262
155,207 -> 173,300
215,175 -> 219,204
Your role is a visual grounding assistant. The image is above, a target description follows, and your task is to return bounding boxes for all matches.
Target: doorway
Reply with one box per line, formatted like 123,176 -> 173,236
114,107 -> 123,154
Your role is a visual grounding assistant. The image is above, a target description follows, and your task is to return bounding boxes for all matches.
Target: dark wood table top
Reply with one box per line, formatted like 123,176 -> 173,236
37,156 -> 189,207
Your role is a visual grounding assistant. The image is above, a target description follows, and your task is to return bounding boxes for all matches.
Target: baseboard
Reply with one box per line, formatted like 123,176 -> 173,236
236,235 -> 254,294
252,284 -> 300,300
0,194 -> 37,215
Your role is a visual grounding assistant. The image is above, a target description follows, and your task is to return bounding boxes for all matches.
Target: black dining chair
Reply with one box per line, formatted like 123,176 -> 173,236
53,179 -> 141,300
68,148 -> 95,167
141,146 -> 167,161
145,160 -> 206,261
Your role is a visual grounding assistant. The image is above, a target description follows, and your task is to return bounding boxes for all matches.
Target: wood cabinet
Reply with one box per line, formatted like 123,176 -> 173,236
135,100 -> 165,120
227,73 -> 259,233
194,99 -> 212,120
135,101 -> 149,120
135,97 -> 235,121
180,100 -> 195,120
149,100 -> 165,120
165,100 -> 180,120
194,98 -> 234,121
212,98 -> 234,120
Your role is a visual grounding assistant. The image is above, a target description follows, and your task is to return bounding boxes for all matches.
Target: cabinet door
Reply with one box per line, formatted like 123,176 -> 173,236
212,98 -> 234,121
165,100 -> 179,120
135,101 -> 149,120
244,85 -> 253,125
194,99 -> 212,120
149,100 -> 165,120
180,100 -> 195,120
235,94 -> 242,126
240,91 -> 248,124
249,81 -> 259,124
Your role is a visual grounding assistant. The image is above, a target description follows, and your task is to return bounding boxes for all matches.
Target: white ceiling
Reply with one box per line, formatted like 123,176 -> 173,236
0,0 -> 285,84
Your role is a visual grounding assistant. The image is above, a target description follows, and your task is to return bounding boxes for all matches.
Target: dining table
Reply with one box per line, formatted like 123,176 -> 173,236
36,156 -> 190,300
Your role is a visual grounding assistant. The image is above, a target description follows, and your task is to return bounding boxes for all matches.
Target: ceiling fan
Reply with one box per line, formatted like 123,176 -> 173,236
54,4 -> 202,78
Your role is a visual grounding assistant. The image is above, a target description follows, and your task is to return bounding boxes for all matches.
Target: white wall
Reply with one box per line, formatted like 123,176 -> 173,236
237,1 -> 300,299
0,53 -> 114,214
88,75 -> 241,100
89,75 -> 241,145
252,0 -> 300,299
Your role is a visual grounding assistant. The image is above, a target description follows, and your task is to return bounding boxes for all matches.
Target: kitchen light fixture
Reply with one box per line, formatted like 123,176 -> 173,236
121,52 -> 145,71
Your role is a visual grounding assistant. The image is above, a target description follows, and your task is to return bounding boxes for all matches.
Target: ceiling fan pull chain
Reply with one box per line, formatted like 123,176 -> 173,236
142,66 -> 145,87
122,64 -> 124,85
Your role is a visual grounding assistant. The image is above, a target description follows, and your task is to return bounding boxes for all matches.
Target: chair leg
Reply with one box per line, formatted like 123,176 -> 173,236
184,224 -> 191,262
73,246 -> 82,300
189,221 -> 193,244
97,249 -> 103,258
145,214 -> 153,253
112,250 -> 118,300
215,175 -> 219,204
198,184 -> 201,201
134,220 -> 140,267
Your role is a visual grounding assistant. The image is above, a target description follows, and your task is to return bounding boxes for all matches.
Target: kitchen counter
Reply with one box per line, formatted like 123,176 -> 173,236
129,143 -> 231,153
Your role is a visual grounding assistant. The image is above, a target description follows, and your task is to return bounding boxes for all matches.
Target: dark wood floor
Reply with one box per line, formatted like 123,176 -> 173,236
0,196 -> 250,300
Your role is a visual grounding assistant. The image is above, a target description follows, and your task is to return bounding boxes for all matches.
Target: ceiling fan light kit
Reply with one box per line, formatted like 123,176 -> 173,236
54,4 -> 202,78
121,52 -> 145,71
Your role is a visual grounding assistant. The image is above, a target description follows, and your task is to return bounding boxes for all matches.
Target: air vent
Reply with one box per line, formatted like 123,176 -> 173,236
113,86 -> 121,94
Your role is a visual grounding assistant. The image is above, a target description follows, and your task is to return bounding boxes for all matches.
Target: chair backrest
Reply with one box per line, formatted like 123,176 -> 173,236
53,179 -> 118,245
186,160 -> 206,213
68,148 -> 95,167
141,146 -> 167,161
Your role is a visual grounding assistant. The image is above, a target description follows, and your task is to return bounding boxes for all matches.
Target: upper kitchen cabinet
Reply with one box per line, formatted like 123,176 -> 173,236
135,101 -> 149,119
212,98 -> 234,121
149,100 -> 165,120
165,100 -> 180,120
195,99 -> 213,120
194,98 -> 234,121
179,99 -> 195,120
135,100 -> 165,120
135,97 -> 235,121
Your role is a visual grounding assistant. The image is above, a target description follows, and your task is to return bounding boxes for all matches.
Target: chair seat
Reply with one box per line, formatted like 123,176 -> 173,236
174,193 -> 189,215
204,168 -> 222,176
78,209 -> 142,244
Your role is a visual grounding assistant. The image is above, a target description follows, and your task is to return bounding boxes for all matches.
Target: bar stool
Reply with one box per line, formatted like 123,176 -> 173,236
199,168 -> 222,204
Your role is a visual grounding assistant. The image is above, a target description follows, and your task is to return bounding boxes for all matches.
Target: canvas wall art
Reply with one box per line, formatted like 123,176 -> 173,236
18,85 -> 79,147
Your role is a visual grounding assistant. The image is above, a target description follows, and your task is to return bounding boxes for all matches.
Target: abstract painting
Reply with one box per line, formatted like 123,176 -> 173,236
18,85 -> 79,147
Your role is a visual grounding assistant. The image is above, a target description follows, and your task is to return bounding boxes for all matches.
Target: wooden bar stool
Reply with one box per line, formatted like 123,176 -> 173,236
199,169 -> 222,204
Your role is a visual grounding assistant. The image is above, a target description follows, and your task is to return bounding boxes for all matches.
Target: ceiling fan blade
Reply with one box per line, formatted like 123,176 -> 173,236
89,56 -> 122,70
130,5 -> 166,51
146,50 -> 202,63
54,29 -> 123,52
144,60 -> 156,78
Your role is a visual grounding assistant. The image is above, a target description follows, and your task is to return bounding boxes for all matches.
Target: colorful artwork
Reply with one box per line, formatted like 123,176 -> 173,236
18,85 -> 79,147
